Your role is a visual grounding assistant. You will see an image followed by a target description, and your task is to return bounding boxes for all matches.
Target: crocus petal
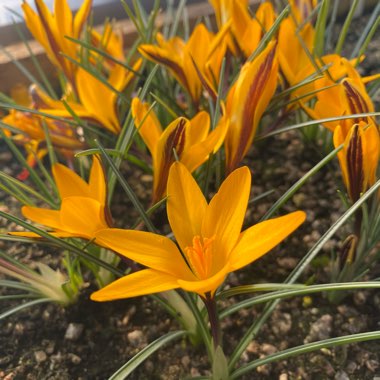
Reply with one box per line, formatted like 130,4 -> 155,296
229,211 -> 306,271
181,114 -> 229,172
177,265 -> 230,297
88,156 -> 107,205
131,98 -> 162,156
333,125 -> 349,190
21,206 -> 63,231
60,197 -> 108,238
73,0 -> 92,37
52,163 -> 90,199
91,269 -> 180,301
202,166 -> 251,263
225,41 -> 278,172
76,67 -> 120,133
153,118 -> 189,201
167,162 -> 207,251
186,111 -> 210,146
94,228 -> 193,279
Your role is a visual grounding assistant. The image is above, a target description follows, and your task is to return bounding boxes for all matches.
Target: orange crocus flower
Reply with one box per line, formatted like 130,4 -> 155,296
224,41 -> 278,173
91,162 -> 306,300
11,157 -> 110,239
334,122 -> 379,203
303,59 -> 378,136
22,0 -> 92,84
31,59 -> 142,134
138,23 -> 229,106
132,98 -> 228,202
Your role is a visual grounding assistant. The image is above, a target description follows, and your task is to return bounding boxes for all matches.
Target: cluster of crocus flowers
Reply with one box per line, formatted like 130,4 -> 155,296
91,162 -> 306,301
277,9 -> 359,103
138,23 -> 229,106
333,122 -> 379,203
22,0 -> 92,86
11,157 -> 111,240
224,41 -> 278,173
132,98 -> 228,202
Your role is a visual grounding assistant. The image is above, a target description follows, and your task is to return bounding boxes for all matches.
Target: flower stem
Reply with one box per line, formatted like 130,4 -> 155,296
203,292 -> 221,349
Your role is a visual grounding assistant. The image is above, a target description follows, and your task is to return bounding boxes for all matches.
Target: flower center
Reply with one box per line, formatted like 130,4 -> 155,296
185,235 -> 215,280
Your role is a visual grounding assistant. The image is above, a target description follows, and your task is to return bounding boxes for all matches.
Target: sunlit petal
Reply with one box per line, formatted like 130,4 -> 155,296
22,206 -> 63,231
202,166 -> 251,262
95,228 -> 193,279
88,156 -> 107,205
52,163 -> 89,199
60,197 -> 108,238
167,162 -> 207,251
91,269 -> 180,301
229,211 -> 306,270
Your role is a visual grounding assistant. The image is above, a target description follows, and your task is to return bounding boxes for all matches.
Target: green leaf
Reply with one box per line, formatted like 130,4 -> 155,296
212,346 -> 229,380
231,331 -> 380,379
0,298 -> 51,320
228,179 -> 380,370
108,330 -> 187,380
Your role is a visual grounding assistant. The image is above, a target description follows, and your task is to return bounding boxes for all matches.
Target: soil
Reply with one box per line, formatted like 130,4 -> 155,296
0,8 -> 380,380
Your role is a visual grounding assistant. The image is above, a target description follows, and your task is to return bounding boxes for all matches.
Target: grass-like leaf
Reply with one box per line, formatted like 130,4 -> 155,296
108,330 -> 187,380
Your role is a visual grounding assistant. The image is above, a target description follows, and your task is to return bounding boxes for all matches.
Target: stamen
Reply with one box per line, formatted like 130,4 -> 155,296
185,235 -> 215,279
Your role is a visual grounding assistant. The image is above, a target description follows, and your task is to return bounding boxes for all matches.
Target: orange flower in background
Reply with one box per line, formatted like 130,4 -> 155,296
138,23 -> 229,106
278,17 -> 315,89
289,0 -> 318,24
31,59 -> 142,134
132,98 -> 228,202
1,85 -> 84,175
208,1 -> 275,58
10,157 -> 110,240
230,1 -> 275,58
2,108 -> 84,165
224,41 -> 278,173
303,59 -> 378,136
334,122 -> 379,203
22,0 -> 93,84
208,0 -> 248,27
91,162 -> 306,301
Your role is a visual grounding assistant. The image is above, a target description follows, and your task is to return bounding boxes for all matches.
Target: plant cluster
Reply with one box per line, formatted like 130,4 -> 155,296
0,0 -> 379,378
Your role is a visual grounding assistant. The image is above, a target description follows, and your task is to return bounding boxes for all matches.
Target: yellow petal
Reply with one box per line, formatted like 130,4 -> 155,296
52,163 -> 89,199
21,206 -> 63,231
177,265 -> 230,297
202,166 -> 251,263
94,228 -> 193,279
363,124 -> 380,186
225,41 -> 278,172
76,68 -> 120,133
60,197 -> 108,238
91,269 -> 179,301
167,162 -> 207,251
88,156 -> 107,205
181,114 -> 228,172
73,0 -> 92,37
22,2 -> 57,67
186,111 -> 210,147
138,43 -> 189,96
229,211 -> 306,270
131,98 -> 162,156
153,117 -> 189,201
333,124 -> 349,190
